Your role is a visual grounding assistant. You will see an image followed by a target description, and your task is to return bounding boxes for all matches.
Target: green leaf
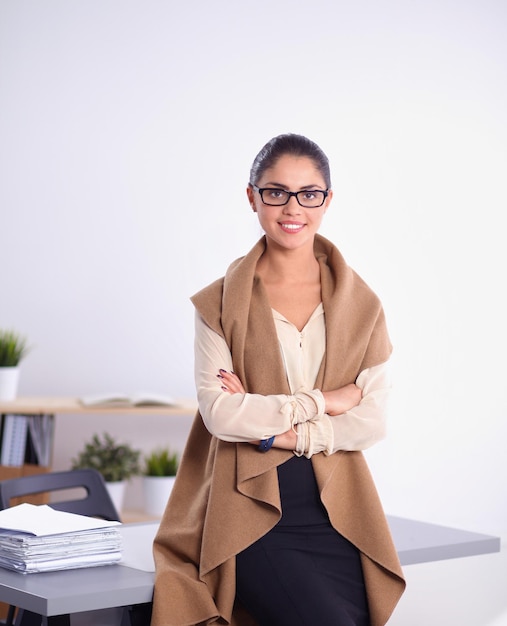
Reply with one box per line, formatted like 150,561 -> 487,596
144,448 -> 178,476
0,330 -> 29,367
71,432 -> 142,482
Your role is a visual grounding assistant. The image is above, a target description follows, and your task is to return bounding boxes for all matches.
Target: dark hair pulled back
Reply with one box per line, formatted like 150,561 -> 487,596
249,133 -> 331,189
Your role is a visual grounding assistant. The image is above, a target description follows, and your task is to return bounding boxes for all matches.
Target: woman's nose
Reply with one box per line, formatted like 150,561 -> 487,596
282,196 -> 302,213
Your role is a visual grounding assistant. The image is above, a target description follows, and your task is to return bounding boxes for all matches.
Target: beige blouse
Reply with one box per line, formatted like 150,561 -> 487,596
194,304 -> 390,457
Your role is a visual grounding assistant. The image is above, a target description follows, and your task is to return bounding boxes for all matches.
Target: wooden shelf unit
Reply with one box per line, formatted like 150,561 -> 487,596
0,397 -> 197,416
0,395 -> 196,499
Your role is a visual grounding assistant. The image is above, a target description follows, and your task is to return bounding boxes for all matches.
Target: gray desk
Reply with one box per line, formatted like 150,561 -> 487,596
388,515 -> 501,566
0,518 -> 500,623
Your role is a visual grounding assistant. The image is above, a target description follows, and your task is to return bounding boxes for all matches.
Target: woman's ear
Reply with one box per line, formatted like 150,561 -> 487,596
246,185 -> 257,212
323,188 -> 333,213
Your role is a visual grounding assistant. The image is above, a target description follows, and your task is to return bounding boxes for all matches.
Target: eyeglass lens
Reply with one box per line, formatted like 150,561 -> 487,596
259,188 -> 326,208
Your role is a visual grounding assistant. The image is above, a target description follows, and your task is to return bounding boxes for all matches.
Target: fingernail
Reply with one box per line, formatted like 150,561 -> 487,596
217,374 -> 224,379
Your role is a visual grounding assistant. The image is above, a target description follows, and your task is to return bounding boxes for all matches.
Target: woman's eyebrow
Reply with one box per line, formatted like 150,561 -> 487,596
262,181 -> 325,190
261,181 -> 286,188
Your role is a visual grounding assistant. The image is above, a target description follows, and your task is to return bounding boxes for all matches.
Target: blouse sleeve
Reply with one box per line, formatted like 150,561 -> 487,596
296,362 -> 391,457
194,312 -> 323,441
333,361 -> 391,451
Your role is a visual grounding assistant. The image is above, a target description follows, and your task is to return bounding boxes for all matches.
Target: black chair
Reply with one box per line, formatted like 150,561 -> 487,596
0,469 -> 121,626
0,468 -> 120,522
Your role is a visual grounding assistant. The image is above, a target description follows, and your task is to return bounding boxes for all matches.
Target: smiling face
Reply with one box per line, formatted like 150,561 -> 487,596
247,154 -> 333,253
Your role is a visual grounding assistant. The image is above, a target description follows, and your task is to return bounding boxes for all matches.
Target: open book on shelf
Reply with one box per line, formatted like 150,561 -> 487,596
79,392 -> 178,408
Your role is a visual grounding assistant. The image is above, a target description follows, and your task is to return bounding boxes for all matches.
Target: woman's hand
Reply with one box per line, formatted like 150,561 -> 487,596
272,428 -> 297,450
322,383 -> 362,416
218,369 -> 296,450
217,369 -> 245,394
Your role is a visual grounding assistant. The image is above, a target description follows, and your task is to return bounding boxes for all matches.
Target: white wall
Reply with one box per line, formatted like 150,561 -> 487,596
1,1 -> 506,623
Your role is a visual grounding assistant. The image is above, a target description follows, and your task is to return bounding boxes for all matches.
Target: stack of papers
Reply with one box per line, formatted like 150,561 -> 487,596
0,503 -> 122,574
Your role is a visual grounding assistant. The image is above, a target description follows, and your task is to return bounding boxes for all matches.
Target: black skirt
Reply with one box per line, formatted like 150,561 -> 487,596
235,456 -> 370,626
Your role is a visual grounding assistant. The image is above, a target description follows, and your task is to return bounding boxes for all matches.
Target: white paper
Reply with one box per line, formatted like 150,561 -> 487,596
0,505 -> 123,574
0,503 -> 120,536
0,550 -> 122,573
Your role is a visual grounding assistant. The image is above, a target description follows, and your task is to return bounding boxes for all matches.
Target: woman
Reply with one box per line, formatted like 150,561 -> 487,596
152,134 -> 405,626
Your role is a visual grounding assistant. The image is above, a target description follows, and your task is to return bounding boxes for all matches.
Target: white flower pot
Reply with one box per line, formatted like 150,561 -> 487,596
0,367 -> 20,401
143,475 -> 176,517
105,480 -> 127,515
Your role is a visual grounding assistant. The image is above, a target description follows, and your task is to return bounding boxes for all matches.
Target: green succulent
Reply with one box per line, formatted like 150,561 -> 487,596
144,448 -> 178,477
71,432 -> 141,482
0,330 -> 29,367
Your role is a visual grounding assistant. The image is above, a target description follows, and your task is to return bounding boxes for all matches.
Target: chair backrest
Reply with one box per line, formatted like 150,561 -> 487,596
0,468 -> 120,521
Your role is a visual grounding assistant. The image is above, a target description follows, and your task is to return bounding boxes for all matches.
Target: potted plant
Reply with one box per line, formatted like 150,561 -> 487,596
143,448 -> 178,517
71,432 -> 141,513
0,329 -> 30,401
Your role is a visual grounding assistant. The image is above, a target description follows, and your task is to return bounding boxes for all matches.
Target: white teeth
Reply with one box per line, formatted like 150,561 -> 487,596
281,223 -> 302,230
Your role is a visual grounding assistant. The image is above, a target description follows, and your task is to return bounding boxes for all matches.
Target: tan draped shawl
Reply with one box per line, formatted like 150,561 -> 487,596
151,234 -> 405,626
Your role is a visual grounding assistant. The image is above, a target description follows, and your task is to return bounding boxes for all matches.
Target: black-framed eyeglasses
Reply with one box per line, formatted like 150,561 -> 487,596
251,185 -> 329,208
